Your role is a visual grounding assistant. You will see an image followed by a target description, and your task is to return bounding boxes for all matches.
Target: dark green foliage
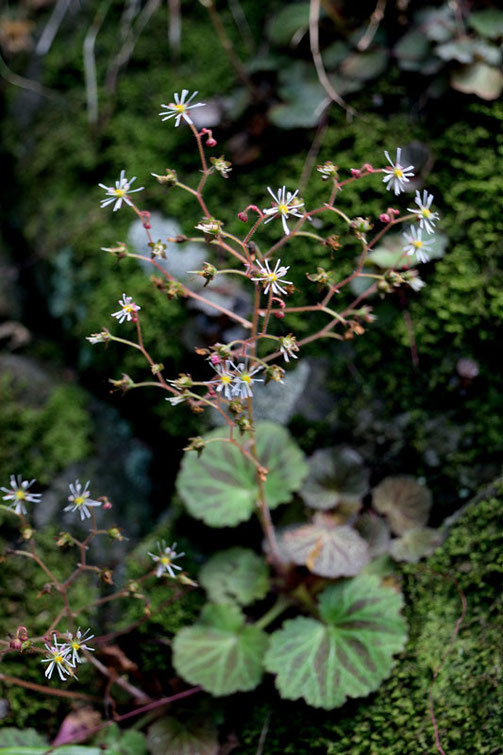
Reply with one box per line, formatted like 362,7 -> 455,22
237,487 -> 503,753
0,375 -> 92,485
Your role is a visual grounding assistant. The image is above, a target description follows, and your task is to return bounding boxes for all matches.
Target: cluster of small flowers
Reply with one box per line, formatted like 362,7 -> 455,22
1,476 -> 103,521
212,360 -> 264,401
382,148 -> 440,264
41,628 -> 94,681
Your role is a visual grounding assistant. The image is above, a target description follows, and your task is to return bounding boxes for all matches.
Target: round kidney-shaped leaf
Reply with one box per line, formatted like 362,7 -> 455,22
177,422 -> 307,527
173,603 -> 268,696
147,717 -> 218,755
199,547 -> 269,606
390,526 -> 442,563
279,513 -> 369,577
301,447 -> 369,511
265,575 -> 407,709
372,475 -> 432,535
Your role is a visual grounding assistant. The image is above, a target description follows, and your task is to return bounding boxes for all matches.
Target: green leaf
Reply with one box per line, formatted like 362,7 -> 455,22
147,717 -> 218,755
435,39 -> 475,64
278,512 -> 369,577
267,3 -> 310,46
339,49 -> 388,81
368,231 -> 448,269
468,9 -> 503,39
0,730 -> 47,748
177,421 -> 307,527
322,40 -> 350,68
199,547 -> 269,606
301,447 -> 369,511
270,82 -> 326,129
416,6 -> 457,43
372,475 -> 432,535
265,575 -> 407,708
390,526 -> 442,563
173,603 -> 268,696
393,30 -> 431,70
451,62 -> 503,101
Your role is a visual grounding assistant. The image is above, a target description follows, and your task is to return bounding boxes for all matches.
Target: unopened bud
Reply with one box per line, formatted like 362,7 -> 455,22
178,573 -> 198,587
151,169 -> 178,186
228,399 -> 244,415
108,527 -> 124,541
184,436 -> 206,457
236,416 -> 252,434
9,638 -> 22,651
265,365 -> 285,384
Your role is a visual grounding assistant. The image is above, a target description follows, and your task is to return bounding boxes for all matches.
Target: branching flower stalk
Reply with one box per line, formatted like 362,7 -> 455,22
92,92 -> 440,577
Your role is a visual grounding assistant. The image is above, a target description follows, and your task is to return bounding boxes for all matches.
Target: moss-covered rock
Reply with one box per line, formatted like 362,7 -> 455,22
236,482 -> 503,753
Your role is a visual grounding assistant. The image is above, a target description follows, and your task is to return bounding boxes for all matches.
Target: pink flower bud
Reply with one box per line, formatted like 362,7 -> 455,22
379,213 -> 391,223
10,638 -> 22,651
141,211 -> 151,219
389,207 -> 400,217
103,501 -> 112,510
209,354 -> 221,365
363,163 -> 375,173
143,223 -> 151,229
238,212 -> 248,222
274,311 -> 285,319
351,169 -> 361,178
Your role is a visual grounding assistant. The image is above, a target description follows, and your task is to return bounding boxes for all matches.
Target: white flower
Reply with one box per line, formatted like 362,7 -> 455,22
63,480 -> 102,521
99,170 -> 143,211
409,274 -> 426,292
402,226 -> 434,264
382,148 -> 415,196
213,361 -> 234,400
67,627 -> 95,664
159,90 -> 205,127
166,393 -> 188,406
407,190 -> 440,234
86,331 -> 108,345
1,475 -> 41,515
111,294 -> 141,324
279,334 -> 299,363
230,361 -> 263,400
41,635 -> 75,681
148,540 -> 185,578
251,258 -> 292,296
195,218 -> 223,235
263,186 -> 304,236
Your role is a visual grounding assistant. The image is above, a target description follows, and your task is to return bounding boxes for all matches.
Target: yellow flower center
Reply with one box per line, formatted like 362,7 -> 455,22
220,375 -> 231,384
421,208 -> 431,217
412,240 -> 423,249
278,203 -> 288,214
114,188 -> 125,197
74,496 -> 85,506
72,642 -> 80,650
54,654 -> 64,664
268,273 -> 278,282
15,490 -> 26,500
241,374 -> 251,384
175,103 -> 186,113
161,555 -> 171,565
393,168 -> 403,178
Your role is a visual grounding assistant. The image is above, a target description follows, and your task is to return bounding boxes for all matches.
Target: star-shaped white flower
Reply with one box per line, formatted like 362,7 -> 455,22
99,170 -> 143,211
213,361 -> 234,400
111,294 -> 141,324
251,258 -> 292,296
67,627 -> 95,664
148,540 -> 185,578
1,475 -> 41,515
279,334 -> 299,363
159,90 -> 205,127
382,148 -> 415,196
63,480 -> 102,521
402,226 -> 434,264
263,186 -> 304,236
41,635 -> 75,681
407,190 -> 440,234
230,361 -> 264,400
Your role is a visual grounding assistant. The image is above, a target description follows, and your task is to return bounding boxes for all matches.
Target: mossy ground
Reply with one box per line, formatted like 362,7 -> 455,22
236,487 -> 503,754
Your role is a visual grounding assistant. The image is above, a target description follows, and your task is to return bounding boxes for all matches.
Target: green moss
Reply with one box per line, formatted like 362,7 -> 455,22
237,485 -> 503,753
0,376 -> 92,485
